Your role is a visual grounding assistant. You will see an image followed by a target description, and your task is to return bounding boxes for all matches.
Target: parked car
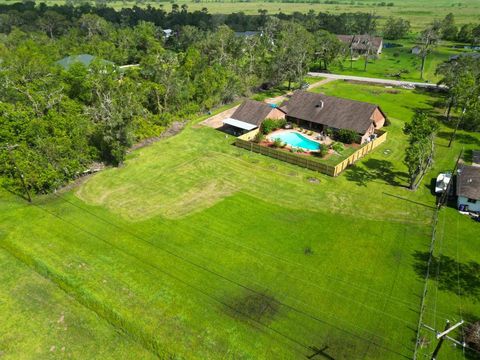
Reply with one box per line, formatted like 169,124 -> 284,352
435,172 -> 452,194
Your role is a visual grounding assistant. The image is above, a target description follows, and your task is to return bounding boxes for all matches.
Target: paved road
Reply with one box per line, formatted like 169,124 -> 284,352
308,72 -> 447,90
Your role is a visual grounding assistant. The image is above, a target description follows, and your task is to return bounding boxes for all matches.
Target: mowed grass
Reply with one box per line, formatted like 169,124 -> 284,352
1,81 -> 480,359
329,40 -> 470,83
0,244 -> 155,359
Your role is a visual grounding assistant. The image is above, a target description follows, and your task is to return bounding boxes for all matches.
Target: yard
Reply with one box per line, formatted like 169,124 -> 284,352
1,81 -> 479,359
329,40 -> 474,83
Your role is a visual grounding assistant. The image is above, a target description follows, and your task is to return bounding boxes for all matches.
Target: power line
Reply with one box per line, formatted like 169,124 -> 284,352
27,201 -> 310,358
40,195 -> 411,359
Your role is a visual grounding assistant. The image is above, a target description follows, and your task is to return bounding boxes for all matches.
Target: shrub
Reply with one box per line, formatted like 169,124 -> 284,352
272,138 -> 284,148
331,141 -> 344,153
335,129 -> 359,144
261,118 -> 286,134
466,321 -> 480,351
253,131 -> 264,143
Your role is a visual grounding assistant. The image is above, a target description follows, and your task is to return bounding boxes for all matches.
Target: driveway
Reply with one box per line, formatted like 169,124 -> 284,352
308,72 -> 447,90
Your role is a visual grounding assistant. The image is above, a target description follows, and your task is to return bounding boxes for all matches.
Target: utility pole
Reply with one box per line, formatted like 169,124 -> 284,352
423,320 -> 465,360
1,144 -> 32,203
448,107 -> 466,148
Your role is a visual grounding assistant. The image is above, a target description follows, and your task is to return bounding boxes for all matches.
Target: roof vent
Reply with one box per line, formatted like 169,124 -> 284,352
315,101 -> 324,109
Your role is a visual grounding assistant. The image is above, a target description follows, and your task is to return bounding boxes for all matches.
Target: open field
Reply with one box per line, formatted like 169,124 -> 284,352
4,0 -> 479,30
1,80 -> 480,359
329,40 -> 468,83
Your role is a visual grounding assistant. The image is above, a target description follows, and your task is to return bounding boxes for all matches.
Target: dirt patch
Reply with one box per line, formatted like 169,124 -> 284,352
226,292 -> 279,323
200,105 -> 239,129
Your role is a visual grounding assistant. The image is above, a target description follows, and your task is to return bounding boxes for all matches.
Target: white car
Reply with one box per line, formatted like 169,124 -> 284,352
435,172 -> 452,194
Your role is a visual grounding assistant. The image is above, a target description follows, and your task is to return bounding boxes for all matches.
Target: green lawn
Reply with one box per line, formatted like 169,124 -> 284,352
329,40 -> 472,83
1,80 -> 479,359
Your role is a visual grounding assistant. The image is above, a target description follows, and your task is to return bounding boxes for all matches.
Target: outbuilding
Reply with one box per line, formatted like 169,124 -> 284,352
222,100 -> 286,135
457,165 -> 480,212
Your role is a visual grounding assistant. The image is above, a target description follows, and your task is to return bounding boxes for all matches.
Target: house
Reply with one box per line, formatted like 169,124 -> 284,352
473,150 -> 480,167
56,54 -> 114,70
336,35 -> 383,56
222,100 -> 285,135
457,165 -> 480,212
412,46 -> 422,55
280,91 -> 386,144
162,29 -> 174,38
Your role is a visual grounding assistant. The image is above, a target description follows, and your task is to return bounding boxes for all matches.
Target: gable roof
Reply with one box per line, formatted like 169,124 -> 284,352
56,54 -> 114,70
457,165 -> 480,200
281,91 -> 382,134
336,35 -> 383,51
231,100 -> 281,126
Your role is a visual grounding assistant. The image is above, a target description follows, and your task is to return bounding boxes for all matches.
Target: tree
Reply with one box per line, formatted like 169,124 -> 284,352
312,30 -> 345,71
36,10 -> 69,39
436,56 -> 480,137
270,22 -> 314,89
440,13 -> 457,40
403,111 -> 438,189
465,321 -> 480,352
457,23 -> 475,43
382,17 -> 410,40
418,22 -> 440,80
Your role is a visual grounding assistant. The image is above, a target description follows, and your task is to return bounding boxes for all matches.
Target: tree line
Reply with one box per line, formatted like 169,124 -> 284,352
0,6 -> 350,197
0,1 -> 378,34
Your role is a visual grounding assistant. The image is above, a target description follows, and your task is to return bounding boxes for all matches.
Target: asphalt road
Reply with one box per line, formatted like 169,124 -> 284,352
308,72 -> 447,90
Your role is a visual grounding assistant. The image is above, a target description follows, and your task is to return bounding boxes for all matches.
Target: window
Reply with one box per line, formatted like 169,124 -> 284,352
467,198 -> 477,204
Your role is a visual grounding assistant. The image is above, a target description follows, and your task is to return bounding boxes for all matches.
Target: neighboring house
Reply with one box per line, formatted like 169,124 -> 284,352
473,150 -> 480,167
336,35 -> 383,55
280,91 -> 386,144
449,53 -> 480,61
457,165 -> 480,212
411,46 -> 422,55
56,54 -> 114,70
223,100 -> 286,134
234,31 -> 260,37
162,29 -> 173,38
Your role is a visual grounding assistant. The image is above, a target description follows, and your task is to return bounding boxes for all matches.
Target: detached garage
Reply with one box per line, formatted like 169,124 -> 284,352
222,100 -> 286,135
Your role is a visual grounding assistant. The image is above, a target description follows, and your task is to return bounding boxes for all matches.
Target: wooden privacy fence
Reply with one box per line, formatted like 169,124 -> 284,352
235,130 -> 387,177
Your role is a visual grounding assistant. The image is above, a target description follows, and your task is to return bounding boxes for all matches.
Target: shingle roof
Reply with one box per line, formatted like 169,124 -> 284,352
280,91 -> 382,134
473,150 -> 480,165
457,165 -> 480,200
231,100 -> 278,126
336,35 -> 383,51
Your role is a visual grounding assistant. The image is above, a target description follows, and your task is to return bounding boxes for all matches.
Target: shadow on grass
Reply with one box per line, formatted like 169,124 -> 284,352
345,159 -> 407,187
437,131 -> 480,147
412,251 -> 480,300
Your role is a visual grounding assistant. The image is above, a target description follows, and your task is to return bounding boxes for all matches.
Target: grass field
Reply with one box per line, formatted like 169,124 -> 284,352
5,0 -> 480,30
328,40 -> 467,83
1,80 -> 479,359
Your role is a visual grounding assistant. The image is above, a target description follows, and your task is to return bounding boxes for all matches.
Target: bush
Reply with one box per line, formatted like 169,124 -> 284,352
253,131 -> 264,143
271,138 -> 284,148
331,141 -> 344,153
335,129 -> 359,144
260,118 -> 286,134
466,321 -> 480,351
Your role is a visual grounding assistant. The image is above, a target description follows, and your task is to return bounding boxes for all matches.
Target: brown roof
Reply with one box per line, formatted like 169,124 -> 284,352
281,90 -> 383,134
472,150 -> 480,165
336,35 -> 383,51
457,165 -> 480,200
231,100 -> 279,126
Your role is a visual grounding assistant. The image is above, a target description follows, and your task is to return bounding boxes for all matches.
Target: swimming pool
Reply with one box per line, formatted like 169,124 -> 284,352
270,131 -> 320,151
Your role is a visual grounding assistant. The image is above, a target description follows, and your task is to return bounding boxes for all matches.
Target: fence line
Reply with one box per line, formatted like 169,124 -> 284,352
235,130 -> 387,177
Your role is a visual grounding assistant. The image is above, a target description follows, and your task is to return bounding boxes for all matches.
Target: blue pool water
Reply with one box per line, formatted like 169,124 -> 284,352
271,132 -> 320,151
